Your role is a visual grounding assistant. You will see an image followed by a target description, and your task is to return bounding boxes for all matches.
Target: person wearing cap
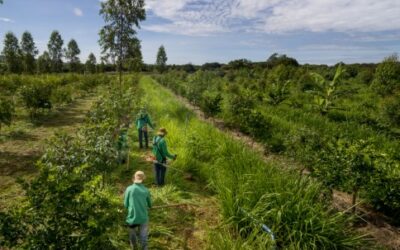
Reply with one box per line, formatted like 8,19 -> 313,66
124,171 -> 152,250
135,108 -> 154,149
152,128 -> 177,186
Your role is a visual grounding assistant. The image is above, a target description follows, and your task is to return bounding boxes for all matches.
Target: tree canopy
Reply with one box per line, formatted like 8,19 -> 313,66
156,45 -> 167,73
47,31 -> 64,72
99,0 -> 146,83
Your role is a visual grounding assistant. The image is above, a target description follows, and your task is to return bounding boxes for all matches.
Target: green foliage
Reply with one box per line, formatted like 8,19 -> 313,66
154,60 -> 400,223
156,45 -> 168,73
200,91 -> 223,117
20,81 -> 53,118
37,51 -> 52,73
0,76 -> 140,249
65,39 -> 81,72
266,53 -> 299,67
381,93 -> 400,127
99,0 -> 146,83
372,54 -> 400,95
20,31 -> 38,73
85,53 -> 97,74
48,31 -> 64,73
0,96 -> 14,131
142,76 -> 368,249
309,64 -> 345,115
2,32 -> 21,73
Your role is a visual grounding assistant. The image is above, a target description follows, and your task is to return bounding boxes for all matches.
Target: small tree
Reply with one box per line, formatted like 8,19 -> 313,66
156,45 -> 167,73
20,31 -> 38,74
338,140 -> 377,213
200,91 -> 223,118
309,64 -> 345,115
372,54 -> 400,95
99,0 -> 146,87
20,82 -> 53,119
2,32 -> 21,73
85,53 -> 97,74
65,39 -> 81,72
47,31 -> 64,73
0,97 -> 14,132
37,51 -> 52,74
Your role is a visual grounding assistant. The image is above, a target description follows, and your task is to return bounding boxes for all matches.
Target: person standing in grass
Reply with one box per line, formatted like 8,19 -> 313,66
152,128 -> 177,186
136,107 -> 154,149
124,171 -> 152,250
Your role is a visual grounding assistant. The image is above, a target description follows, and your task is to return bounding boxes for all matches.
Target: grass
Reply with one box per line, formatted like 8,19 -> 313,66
0,93 -> 98,210
137,75 -> 371,249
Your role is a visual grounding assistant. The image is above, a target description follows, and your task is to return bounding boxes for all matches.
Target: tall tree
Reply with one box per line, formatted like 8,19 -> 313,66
65,39 -> 81,72
37,51 -> 52,74
99,0 -> 146,86
1,32 -> 21,73
47,31 -> 64,73
20,31 -> 38,73
126,38 -> 142,72
156,45 -> 167,73
85,53 -> 97,74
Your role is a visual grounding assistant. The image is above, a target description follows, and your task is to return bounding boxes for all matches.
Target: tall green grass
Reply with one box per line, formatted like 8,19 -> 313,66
141,76 -> 369,249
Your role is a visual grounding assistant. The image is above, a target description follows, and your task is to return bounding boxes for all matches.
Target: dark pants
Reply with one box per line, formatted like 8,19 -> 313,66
154,161 -> 167,186
138,128 -> 148,148
128,223 -> 148,250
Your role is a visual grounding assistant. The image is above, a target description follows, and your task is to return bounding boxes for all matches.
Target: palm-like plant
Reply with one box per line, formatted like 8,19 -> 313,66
309,65 -> 345,115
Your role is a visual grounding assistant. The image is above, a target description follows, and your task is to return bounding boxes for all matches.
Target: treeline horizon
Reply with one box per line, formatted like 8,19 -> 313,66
1,30 -> 394,75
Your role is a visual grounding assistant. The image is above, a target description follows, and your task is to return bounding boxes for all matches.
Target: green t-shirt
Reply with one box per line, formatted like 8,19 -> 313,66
136,113 -> 154,130
123,183 -> 152,225
152,135 -> 175,162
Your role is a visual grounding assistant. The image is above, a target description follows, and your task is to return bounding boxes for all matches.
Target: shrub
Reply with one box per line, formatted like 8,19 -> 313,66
0,96 -> 14,131
20,81 -> 53,119
382,94 -> 400,127
200,91 -> 223,117
372,54 -> 400,95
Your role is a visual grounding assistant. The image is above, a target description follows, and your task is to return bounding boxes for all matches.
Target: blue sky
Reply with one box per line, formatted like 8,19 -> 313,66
0,0 -> 399,65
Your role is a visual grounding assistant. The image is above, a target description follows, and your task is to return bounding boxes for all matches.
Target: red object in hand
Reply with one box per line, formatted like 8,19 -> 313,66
145,155 -> 156,162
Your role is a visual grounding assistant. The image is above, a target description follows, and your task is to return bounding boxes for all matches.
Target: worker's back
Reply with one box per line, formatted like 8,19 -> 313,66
124,183 -> 151,225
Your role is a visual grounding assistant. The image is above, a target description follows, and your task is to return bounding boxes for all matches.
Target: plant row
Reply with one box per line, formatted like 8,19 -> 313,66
153,57 -> 400,223
141,76 -> 369,249
0,74 -> 112,131
0,75 -> 141,249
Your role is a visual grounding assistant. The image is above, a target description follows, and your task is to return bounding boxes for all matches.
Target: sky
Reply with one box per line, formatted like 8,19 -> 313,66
0,0 -> 399,65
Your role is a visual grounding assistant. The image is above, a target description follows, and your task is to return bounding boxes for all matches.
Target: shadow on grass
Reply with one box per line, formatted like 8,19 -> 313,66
0,150 -> 39,176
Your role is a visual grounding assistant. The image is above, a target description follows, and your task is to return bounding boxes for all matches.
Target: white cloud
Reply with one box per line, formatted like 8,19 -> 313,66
0,17 -> 14,23
144,0 -> 400,36
73,7 -> 83,17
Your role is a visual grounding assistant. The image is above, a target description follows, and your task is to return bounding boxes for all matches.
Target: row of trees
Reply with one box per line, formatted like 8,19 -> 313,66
1,31 -> 98,74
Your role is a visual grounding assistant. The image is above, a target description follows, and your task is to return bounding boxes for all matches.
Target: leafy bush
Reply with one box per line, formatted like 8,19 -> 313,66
20,81 -> 53,119
51,85 -> 73,105
0,96 -> 14,131
382,94 -> 400,127
0,76 -> 139,249
200,91 -> 223,117
372,54 -> 400,95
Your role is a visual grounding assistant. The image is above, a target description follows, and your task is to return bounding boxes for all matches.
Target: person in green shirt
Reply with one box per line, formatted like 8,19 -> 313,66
135,108 -> 154,149
124,171 -> 152,250
152,128 -> 177,186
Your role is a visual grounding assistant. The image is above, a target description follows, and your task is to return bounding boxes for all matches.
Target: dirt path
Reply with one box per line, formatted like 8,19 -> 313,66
0,96 -> 97,209
169,87 -> 400,250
